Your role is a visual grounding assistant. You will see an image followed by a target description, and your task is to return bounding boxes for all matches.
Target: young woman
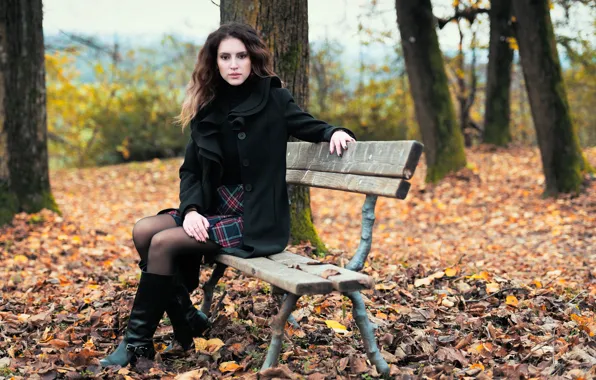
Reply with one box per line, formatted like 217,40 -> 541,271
100,22 -> 355,367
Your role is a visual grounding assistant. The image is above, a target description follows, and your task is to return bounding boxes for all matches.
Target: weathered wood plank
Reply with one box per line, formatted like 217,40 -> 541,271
286,141 -> 423,179
268,252 -> 375,293
214,254 -> 334,295
286,170 -> 411,199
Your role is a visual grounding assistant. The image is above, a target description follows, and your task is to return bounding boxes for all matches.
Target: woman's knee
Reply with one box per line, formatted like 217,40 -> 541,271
132,215 -> 169,246
147,230 -> 177,261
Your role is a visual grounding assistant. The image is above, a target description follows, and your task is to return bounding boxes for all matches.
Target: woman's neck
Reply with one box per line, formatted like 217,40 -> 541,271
219,75 -> 254,111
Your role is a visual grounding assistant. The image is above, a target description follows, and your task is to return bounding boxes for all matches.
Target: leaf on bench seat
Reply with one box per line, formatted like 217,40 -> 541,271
306,261 -> 323,265
321,269 -> 341,279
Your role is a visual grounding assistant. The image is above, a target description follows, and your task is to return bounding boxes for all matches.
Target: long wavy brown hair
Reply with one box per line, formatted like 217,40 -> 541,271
176,22 -> 278,129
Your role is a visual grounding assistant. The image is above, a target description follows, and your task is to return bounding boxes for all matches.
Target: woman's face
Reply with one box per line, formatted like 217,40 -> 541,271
217,37 -> 252,86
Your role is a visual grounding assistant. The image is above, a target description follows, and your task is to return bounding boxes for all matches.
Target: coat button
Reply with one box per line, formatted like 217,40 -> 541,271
238,132 -> 246,140
245,184 -> 253,192
242,159 -> 250,167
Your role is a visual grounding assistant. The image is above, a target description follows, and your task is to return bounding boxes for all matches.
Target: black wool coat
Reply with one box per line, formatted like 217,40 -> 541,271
173,76 -> 353,258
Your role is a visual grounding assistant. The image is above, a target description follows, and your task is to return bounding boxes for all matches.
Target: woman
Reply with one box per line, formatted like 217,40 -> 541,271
100,21 -> 355,367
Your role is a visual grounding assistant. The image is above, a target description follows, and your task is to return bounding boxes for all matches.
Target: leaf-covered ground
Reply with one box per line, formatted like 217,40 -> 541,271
1,146 -> 595,379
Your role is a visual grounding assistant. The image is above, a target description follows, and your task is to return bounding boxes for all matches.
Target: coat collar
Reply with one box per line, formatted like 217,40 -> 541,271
190,75 -> 282,165
193,75 -> 282,131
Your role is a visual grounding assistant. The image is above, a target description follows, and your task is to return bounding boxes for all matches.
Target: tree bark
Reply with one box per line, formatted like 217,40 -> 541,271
220,1 -> 326,252
395,0 -> 467,183
0,0 -> 58,225
483,0 -> 514,146
512,0 -> 591,195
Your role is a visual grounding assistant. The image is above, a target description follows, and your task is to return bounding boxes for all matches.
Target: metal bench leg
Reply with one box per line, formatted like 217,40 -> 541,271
271,286 -> 300,328
200,263 -> 227,316
344,291 -> 390,376
261,293 -> 300,371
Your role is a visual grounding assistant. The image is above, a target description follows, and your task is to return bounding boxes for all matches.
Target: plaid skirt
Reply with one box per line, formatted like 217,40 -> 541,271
166,184 -> 244,248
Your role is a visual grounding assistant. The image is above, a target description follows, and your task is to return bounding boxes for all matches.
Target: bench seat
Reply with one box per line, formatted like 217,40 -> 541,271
214,251 -> 374,295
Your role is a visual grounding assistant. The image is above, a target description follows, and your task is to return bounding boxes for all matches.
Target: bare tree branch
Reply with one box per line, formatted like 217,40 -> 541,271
435,6 -> 490,29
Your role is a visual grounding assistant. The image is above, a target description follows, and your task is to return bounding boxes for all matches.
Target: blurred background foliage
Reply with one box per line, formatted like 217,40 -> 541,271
45,5 -> 595,169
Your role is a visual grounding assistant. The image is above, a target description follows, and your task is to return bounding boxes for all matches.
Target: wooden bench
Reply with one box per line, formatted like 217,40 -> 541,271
198,140 -> 423,376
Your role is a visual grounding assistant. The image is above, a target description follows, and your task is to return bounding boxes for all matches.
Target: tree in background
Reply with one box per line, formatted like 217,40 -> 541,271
437,0 -> 489,147
395,0 -> 467,183
483,0 -> 514,146
513,0 -> 593,195
220,1 -> 327,252
0,0 -> 59,225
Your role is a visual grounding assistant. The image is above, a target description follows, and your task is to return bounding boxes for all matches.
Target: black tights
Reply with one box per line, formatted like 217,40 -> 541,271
131,214 -> 220,276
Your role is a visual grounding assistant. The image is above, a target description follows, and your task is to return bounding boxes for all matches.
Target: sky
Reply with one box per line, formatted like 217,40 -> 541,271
43,0 -> 593,62
43,0 -> 477,51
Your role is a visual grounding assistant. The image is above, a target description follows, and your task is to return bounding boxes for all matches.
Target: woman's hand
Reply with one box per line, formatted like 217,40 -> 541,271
183,211 -> 210,242
330,130 -> 356,156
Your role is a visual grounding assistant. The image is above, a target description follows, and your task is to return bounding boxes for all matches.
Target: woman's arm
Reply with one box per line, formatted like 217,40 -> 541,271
178,138 -> 205,220
279,88 -> 356,144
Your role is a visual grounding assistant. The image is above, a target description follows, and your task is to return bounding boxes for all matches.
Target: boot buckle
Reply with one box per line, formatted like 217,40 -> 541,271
125,344 -> 149,357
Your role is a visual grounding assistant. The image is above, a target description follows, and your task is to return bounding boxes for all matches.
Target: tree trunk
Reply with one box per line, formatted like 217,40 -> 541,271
512,0 -> 591,195
0,0 -> 58,225
395,0 -> 467,183
220,1 -> 326,252
483,0 -> 514,146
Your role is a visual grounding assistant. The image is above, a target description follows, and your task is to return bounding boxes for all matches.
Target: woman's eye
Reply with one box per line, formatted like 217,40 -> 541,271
220,55 -> 229,60
239,54 -> 247,59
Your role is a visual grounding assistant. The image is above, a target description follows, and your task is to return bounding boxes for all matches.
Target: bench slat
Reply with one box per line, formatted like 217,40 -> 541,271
286,170 -> 411,199
286,141 -> 423,180
268,252 -> 375,293
214,254 -> 334,295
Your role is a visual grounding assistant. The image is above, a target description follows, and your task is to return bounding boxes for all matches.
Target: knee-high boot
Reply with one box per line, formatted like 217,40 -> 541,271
138,259 -> 210,352
100,272 -> 174,367
163,279 -> 211,352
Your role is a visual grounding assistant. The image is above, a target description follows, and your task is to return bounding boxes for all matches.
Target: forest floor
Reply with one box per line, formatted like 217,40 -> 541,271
1,145 -> 595,379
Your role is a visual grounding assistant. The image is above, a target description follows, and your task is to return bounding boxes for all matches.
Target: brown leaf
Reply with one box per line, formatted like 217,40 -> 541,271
321,269 -> 341,279
175,369 -> 208,380
436,347 -> 469,366
338,356 -> 350,371
350,355 -> 369,374
48,339 -> 69,349
258,364 -> 301,379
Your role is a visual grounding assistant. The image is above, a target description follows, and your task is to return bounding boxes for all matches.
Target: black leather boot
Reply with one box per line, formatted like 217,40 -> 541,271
100,272 -> 174,367
162,280 -> 211,353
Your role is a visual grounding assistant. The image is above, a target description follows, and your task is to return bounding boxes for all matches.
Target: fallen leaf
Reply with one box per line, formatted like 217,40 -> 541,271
325,320 -> 348,333
219,361 -> 242,373
194,338 -> 225,354
321,269 -> 341,279
506,295 -> 519,307
486,282 -> 500,293
48,339 -> 70,349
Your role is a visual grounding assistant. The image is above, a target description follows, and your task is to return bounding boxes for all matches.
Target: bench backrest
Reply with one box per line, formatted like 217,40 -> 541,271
285,141 -> 423,199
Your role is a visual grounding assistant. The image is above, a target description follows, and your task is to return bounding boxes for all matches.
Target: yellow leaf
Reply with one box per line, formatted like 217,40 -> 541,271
445,267 -> 458,277
506,295 -> 519,307
14,255 -> 28,264
194,338 -> 225,354
219,361 -> 242,373
375,283 -> 396,291
506,37 -> 519,51
376,312 -> 388,320
486,282 -> 500,294
325,320 -> 347,333
470,362 -> 485,371
532,280 -> 542,288
469,271 -> 491,282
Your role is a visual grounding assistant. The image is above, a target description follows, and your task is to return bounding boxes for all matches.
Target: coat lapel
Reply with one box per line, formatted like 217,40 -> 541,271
190,76 -> 282,163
